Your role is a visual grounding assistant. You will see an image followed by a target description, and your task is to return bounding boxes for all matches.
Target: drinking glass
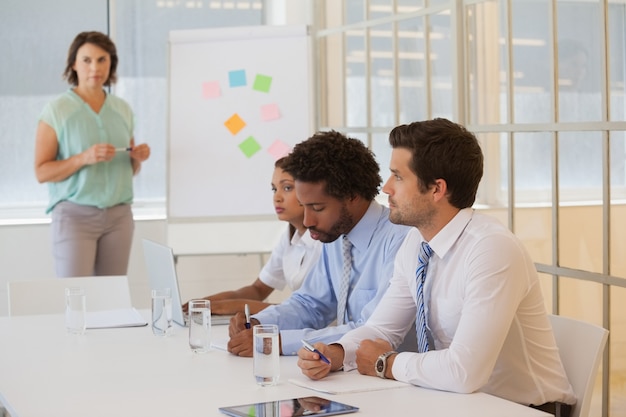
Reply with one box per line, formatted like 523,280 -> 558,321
188,299 -> 211,353
151,288 -> 172,336
253,324 -> 280,386
65,287 -> 86,335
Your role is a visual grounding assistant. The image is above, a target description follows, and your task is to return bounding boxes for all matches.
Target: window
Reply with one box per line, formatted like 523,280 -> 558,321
0,0 -> 107,212
467,0 -> 626,205
0,0 -> 264,219
314,2 -> 626,415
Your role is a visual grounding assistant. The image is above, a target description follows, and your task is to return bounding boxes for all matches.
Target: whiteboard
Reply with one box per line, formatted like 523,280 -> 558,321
167,25 -> 313,221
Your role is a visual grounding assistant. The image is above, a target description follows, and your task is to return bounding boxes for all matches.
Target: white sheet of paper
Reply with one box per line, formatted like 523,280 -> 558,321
210,337 -> 229,351
289,370 -> 408,394
85,308 -> 148,329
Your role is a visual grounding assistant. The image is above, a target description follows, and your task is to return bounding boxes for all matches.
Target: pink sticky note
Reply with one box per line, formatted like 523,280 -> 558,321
202,81 -> 221,99
260,103 -> 281,121
267,140 -> 291,160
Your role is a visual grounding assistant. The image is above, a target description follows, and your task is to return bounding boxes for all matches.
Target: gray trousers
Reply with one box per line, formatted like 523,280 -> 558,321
50,201 -> 134,278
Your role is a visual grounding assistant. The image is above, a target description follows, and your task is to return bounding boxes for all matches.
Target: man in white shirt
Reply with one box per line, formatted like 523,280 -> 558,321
297,119 -> 576,417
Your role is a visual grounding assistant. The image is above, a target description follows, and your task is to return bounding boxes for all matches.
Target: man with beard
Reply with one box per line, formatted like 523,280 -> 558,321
227,131 -> 411,357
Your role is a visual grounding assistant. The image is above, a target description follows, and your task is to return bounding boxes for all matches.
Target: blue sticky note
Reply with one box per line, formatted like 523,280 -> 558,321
229,69 -> 247,87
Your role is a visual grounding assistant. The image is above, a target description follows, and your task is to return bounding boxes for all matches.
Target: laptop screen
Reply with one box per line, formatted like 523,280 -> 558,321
141,239 -> 233,327
142,239 -> 187,327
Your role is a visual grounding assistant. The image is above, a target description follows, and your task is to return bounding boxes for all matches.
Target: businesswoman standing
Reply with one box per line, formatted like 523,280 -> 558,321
34,31 -> 150,278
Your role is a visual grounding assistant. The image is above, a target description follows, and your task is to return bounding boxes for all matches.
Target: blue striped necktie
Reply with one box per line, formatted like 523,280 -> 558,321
416,241 -> 434,353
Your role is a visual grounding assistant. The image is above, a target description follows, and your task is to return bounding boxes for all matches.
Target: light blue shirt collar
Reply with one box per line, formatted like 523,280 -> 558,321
344,200 -> 385,254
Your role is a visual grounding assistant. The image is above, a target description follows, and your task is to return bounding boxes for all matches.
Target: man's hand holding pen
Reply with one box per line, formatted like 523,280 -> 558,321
297,342 -> 344,380
228,306 -> 284,357
227,311 -> 260,357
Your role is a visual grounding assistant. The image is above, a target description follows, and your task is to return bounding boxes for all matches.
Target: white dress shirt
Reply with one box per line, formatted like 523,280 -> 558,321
339,208 -> 576,406
259,227 -> 322,291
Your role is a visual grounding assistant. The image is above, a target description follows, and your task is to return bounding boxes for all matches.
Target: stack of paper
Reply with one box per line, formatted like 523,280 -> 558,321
85,308 -> 148,329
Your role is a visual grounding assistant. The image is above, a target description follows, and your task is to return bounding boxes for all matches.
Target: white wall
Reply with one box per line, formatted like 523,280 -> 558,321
0,220 -> 289,316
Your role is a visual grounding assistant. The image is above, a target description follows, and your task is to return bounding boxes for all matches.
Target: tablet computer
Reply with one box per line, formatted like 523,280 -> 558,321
219,396 -> 359,417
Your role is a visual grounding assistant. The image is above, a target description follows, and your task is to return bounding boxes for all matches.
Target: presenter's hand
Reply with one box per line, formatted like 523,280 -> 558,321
130,143 -> 151,162
355,338 -> 393,377
297,343 -> 341,380
83,143 -> 115,165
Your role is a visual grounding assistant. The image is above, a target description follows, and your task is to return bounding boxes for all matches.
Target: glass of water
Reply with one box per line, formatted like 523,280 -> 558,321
188,299 -> 211,353
151,288 -> 172,336
253,324 -> 280,386
65,287 -> 86,335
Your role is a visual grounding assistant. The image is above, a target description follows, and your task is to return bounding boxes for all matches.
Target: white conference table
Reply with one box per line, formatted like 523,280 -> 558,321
0,312 -> 550,417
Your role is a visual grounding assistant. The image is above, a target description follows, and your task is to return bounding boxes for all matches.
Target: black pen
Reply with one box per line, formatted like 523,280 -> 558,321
301,339 -> 331,365
244,303 -> 251,329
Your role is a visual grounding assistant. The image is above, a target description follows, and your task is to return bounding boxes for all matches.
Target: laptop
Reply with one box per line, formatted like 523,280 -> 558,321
142,239 -> 233,326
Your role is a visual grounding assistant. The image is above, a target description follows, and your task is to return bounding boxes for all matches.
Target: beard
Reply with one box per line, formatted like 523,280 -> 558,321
309,204 -> 354,243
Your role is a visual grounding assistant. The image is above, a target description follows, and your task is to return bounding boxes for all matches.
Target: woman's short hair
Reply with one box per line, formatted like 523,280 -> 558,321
63,31 -> 118,86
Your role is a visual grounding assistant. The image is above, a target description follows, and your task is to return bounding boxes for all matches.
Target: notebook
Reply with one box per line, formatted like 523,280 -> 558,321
142,239 -> 233,326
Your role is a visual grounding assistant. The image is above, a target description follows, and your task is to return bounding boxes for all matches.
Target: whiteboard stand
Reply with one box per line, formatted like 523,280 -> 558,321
167,219 -> 284,257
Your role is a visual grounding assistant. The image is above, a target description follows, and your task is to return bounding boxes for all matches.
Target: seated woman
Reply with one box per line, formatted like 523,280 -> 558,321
184,157 -> 322,315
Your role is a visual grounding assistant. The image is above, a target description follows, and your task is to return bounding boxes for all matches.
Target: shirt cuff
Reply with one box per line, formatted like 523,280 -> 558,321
390,352 -> 413,383
280,330 -> 301,356
339,340 -> 359,372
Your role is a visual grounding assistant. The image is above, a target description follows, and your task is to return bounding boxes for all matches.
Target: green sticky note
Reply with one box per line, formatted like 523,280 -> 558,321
253,74 -> 272,93
239,136 -> 262,158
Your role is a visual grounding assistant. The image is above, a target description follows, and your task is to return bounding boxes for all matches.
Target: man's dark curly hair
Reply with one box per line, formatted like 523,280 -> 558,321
282,130 -> 381,201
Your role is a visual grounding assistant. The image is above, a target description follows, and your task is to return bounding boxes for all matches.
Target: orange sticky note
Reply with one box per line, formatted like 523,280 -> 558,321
224,113 -> 246,135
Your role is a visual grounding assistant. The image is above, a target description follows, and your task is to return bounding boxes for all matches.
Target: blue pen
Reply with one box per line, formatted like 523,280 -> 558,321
301,339 -> 331,365
244,304 -> 251,329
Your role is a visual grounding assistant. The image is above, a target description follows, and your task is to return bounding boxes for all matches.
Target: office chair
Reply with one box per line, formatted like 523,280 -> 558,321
7,275 -> 132,316
548,314 -> 609,417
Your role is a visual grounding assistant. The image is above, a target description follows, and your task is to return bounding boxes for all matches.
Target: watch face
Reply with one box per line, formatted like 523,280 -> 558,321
376,359 -> 384,373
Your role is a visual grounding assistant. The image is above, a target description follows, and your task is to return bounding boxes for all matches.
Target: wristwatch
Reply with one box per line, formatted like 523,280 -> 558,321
375,350 -> 397,379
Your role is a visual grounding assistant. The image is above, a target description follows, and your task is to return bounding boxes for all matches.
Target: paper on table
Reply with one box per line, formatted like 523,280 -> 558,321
210,337 -> 229,351
289,370 -> 409,394
85,308 -> 148,329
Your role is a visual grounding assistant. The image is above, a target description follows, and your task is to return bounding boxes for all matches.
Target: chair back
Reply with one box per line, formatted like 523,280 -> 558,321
7,276 -> 132,316
548,314 -> 609,417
